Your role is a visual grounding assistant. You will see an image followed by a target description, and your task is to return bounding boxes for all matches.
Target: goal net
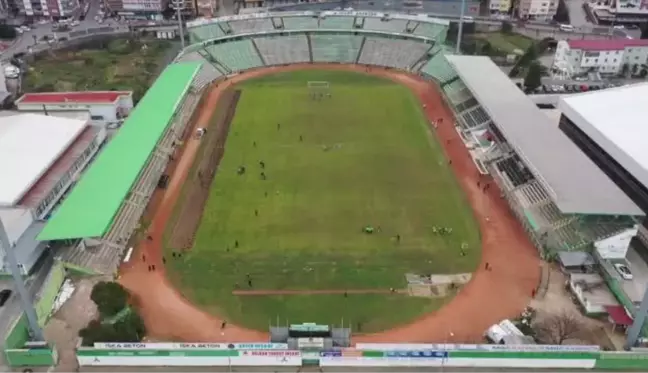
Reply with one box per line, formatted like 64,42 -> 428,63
307,81 -> 331,100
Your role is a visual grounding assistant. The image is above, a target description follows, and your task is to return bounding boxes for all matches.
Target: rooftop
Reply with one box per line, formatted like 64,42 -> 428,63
559,83 -> 648,191
38,62 -> 202,241
566,39 -> 648,51
0,114 -> 87,207
446,55 -> 642,216
16,91 -> 131,105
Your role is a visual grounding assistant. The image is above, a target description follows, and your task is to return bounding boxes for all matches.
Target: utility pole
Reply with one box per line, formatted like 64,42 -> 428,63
172,0 -> 186,50
455,0 -> 466,54
0,219 -> 44,342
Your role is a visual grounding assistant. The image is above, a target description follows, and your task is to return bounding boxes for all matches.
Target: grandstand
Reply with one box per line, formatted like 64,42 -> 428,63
36,63 -> 205,274
435,56 -> 642,256
186,11 -> 448,44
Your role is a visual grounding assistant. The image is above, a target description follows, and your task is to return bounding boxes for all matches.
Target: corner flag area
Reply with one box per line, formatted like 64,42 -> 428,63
38,62 -> 202,241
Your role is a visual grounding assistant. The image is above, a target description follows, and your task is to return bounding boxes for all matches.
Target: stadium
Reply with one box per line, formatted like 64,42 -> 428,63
22,9 -> 648,370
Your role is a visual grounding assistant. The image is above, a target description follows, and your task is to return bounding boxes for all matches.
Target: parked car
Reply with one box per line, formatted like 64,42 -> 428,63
0,289 -> 12,306
614,263 -> 633,280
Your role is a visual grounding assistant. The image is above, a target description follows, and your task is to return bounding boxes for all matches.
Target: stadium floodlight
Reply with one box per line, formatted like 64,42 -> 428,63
456,0 -> 466,54
171,0 -> 187,50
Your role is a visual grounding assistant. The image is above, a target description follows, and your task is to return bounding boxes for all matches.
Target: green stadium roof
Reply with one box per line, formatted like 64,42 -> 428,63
38,62 -> 201,241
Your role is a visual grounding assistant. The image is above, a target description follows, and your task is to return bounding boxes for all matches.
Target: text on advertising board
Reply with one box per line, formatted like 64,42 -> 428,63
241,351 -> 300,357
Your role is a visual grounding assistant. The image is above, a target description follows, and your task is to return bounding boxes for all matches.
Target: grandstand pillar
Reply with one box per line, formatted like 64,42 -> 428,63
0,219 -> 45,341
626,286 -> 648,349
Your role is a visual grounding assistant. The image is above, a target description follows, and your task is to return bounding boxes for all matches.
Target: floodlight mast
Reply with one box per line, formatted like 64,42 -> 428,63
0,219 -> 44,341
172,0 -> 187,50
456,0 -> 466,54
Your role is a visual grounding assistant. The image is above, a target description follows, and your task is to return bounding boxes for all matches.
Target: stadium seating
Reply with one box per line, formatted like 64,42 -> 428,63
358,37 -> 430,70
420,47 -> 458,83
175,52 -> 223,91
310,34 -> 363,63
189,23 -> 226,43
320,16 -> 354,29
283,16 -> 318,30
413,22 -> 446,39
362,18 -> 408,33
229,18 -> 275,34
254,35 -> 310,65
205,40 -> 264,72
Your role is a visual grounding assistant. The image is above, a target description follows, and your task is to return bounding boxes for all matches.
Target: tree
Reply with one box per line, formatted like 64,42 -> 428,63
90,281 -> 129,318
553,0 -> 571,24
621,63 -> 629,76
632,64 -> 639,76
533,312 -> 585,345
481,41 -> 493,56
79,309 -> 147,346
524,62 -> 543,92
0,24 -> 17,40
501,21 -> 513,34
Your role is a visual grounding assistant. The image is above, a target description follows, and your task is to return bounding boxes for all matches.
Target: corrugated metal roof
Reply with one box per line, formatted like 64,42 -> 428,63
446,55 -> 642,216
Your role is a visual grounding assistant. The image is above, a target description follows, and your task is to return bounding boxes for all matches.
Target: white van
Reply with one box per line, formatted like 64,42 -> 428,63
559,24 -> 575,32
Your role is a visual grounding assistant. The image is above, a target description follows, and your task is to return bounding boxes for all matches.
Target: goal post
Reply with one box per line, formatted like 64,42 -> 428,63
307,81 -> 331,100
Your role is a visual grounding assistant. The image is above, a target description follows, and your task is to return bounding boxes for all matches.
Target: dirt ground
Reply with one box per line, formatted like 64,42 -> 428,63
117,64 -> 541,343
168,90 -> 241,250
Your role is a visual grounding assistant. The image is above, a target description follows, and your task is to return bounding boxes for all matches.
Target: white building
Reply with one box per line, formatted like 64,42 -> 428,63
19,0 -> 80,19
0,113 -> 106,275
553,39 -> 648,76
517,0 -> 558,21
489,0 -> 511,14
16,91 -> 134,127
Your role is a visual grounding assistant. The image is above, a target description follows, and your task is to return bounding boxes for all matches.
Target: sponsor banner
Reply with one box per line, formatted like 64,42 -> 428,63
239,350 -> 300,357
297,338 -> 324,349
93,342 -> 288,350
78,354 -> 302,367
320,349 -> 363,358
354,343 -> 599,352
384,350 -> 448,359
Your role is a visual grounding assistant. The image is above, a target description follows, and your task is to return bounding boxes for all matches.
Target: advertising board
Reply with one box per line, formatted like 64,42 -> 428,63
77,349 -> 301,367
93,342 -> 288,350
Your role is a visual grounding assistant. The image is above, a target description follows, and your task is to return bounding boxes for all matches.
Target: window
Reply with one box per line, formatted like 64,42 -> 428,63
90,115 -> 104,120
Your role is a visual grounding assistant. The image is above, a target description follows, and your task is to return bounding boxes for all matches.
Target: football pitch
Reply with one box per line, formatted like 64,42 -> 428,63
165,70 -> 480,332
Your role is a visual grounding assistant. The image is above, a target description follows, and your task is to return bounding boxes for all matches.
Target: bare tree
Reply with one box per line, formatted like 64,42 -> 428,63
533,312 -> 585,345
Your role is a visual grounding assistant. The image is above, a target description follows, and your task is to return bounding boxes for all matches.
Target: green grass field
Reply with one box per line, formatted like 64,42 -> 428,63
165,70 -> 480,332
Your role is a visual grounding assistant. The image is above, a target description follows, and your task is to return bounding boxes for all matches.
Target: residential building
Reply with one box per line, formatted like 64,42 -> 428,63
18,0 -> 80,19
517,0 -> 558,21
585,0 -> 648,24
104,0 -> 168,18
16,91 -> 134,127
553,39 -> 648,76
489,0 -> 510,14
0,113 -> 106,275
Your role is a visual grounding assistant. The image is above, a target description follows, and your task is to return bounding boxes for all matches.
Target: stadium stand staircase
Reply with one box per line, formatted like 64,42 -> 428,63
219,22 -> 232,35
355,37 -> 367,64
410,44 -> 435,71
306,34 -> 314,62
254,35 -> 310,65
310,34 -> 363,63
250,38 -> 268,66
283,16 -> 318,30
271,17 -> 283,29
354,16 -> 363,29
420,47 -> 458,83
406,20 -> 418,33
176,53 -> 223,91
198,48 -> 232,74
205,40 -> 264,72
